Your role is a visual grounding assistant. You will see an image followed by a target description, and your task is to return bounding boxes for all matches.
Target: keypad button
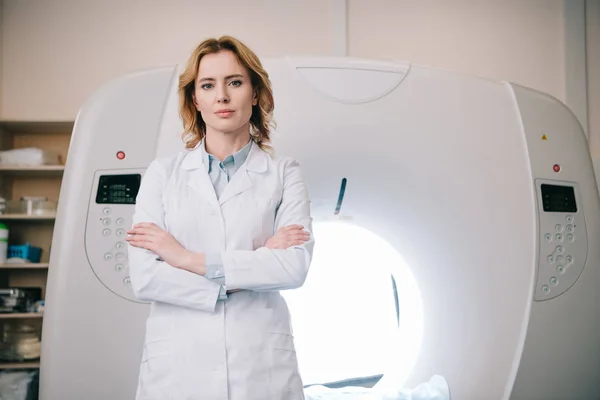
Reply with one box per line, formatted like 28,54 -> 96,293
115,242 -> 125,250
116,218 -> 125,225
547,255 -> 555,263
104,253 -> 113,261
115,252 -> 126,262
566,255 -> 573,264
544,233 -> 552,242
555,246 -> 564,254
566,225 -> 574,233
116,229 -> 125,237
102,229 -> 111,236
556,234 -> 563,242
124,277 -> 131,285
556,255 -> 564,262
555,224 -> 563,232
566,215 -> 573,223
115,264 -> 124,272
557,265 -> 565,274
103,207 -> 111,215
542,285 -> 550,293
567,234 -> 574,242
102,218 -> 111,226
550,277 -> 558,286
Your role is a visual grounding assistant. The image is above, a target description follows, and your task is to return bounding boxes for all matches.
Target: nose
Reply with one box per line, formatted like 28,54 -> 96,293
217,85 -> 229,103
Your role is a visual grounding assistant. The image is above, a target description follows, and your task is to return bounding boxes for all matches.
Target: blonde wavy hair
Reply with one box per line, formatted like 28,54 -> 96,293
178,36 -> 275,150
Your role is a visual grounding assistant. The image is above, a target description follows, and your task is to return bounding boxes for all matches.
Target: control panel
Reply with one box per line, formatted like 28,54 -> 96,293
534,179 -> 587,301
85,169 -> 144,302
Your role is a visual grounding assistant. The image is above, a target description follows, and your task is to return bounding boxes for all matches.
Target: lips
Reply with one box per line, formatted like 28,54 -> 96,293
215,109 -> 234,118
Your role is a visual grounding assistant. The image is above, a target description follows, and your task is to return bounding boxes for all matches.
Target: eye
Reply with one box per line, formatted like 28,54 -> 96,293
200,83 -> 213,90
229,80 -> 242,87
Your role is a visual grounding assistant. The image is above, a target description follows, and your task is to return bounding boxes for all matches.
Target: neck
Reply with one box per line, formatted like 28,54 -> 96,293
204,124 -> 251,161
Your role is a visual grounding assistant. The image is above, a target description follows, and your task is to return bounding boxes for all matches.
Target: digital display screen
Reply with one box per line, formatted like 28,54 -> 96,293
541,184 -> 577,213
95,174 -> 141,204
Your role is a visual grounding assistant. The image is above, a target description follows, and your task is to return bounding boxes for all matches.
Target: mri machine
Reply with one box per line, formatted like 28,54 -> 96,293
38,56 -> 600,400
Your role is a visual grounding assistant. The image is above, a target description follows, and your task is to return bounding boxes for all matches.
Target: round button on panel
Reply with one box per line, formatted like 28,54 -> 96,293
567,234 -> 574,242
566,215 -> 573,223
115,242 -> 125,250
115,264 -> 124,272
566,255 -> 573,264
556,234 -> 563,242
555,224 -> 563,232
102,229 -> 111,236
104,253 -> 113,261
557,265 -> 565,274
555,246 -> 564,254
124,276 -> 131,285
547,255 -> 555,264
102,218 -> 111,226
115,252 -> 126,262
116,218 -> 125,225
566,225 -> 574,233
544,233 -> 552,242
542,285 -> 550,293
556,255 -> 564,262
103,207 -> 111,215
116,229 -> 125,237
550,277 -> 558,286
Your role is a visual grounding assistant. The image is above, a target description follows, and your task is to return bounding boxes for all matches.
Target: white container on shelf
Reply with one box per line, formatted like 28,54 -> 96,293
0,147 -> 60,166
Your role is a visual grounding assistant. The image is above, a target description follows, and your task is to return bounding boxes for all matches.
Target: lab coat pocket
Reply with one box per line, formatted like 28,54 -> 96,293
137,339 -> 175,400
268,333 -> 304,398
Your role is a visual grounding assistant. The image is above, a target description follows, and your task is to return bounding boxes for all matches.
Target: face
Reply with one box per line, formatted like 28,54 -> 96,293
193,50 -> 257,137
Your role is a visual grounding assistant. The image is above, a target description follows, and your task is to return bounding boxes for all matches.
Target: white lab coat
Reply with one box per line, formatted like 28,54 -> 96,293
128,141 -> 314,400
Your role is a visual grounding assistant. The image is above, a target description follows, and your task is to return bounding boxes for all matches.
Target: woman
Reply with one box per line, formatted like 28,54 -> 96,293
126,36 -> 314,400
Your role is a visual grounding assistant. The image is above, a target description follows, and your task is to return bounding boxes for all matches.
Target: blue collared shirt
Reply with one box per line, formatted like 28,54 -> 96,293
201,138 -> 253,300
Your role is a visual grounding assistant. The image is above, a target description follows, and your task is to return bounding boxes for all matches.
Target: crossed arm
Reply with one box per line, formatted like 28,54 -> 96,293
125,158 -> 314,312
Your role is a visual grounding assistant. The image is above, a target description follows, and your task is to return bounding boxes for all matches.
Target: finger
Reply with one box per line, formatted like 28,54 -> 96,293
277,228 -> 304,238
288,232 -> 309,240
126,236 -> 156,246
127,227 -> 161,236
132,222 -> 158,229
279,224 -> 303,232
126,239 -> 153,249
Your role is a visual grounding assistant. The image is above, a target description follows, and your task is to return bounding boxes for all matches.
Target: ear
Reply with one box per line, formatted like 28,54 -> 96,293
252,91 -> 258,106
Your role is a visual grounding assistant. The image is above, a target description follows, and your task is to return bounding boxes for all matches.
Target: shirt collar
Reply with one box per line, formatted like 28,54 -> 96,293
200,138 -> 253,172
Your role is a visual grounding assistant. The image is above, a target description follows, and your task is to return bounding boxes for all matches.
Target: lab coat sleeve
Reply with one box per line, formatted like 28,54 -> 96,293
205,253 -> 228,300
221,158 -> 315,291
127,159 -> 223,312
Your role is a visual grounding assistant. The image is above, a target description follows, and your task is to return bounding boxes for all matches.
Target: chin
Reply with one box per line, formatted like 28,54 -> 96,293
207,119 -> 249,135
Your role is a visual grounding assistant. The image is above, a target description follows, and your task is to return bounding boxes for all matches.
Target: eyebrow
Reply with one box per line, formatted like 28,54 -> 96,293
198,74 -> 245,83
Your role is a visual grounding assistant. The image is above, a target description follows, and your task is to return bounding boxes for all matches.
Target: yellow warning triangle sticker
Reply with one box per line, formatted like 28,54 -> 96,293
542,134 -> 547,140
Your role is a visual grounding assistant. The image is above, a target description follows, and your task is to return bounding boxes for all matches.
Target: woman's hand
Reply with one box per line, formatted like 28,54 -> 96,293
126,222 -> 192,269
265,224 -> 310,249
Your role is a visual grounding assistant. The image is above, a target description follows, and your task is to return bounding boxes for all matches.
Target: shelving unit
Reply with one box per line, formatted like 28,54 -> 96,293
0,120 -> 74,371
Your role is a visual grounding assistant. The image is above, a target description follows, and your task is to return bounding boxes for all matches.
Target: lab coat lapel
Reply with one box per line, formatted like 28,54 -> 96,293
180,147 -> 220,209
218,141 -> 268,206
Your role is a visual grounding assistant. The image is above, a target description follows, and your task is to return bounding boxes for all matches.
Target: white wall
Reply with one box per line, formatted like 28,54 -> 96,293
587,0 -> 600,157
0,0 -> 598,155
0,0 -> 335,121
350,0 -> 565,101
0,0 -> 3,115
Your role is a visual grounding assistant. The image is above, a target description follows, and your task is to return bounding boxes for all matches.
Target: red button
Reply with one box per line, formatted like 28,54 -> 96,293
553,164 -> 560,172
117,151 -> 125,160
